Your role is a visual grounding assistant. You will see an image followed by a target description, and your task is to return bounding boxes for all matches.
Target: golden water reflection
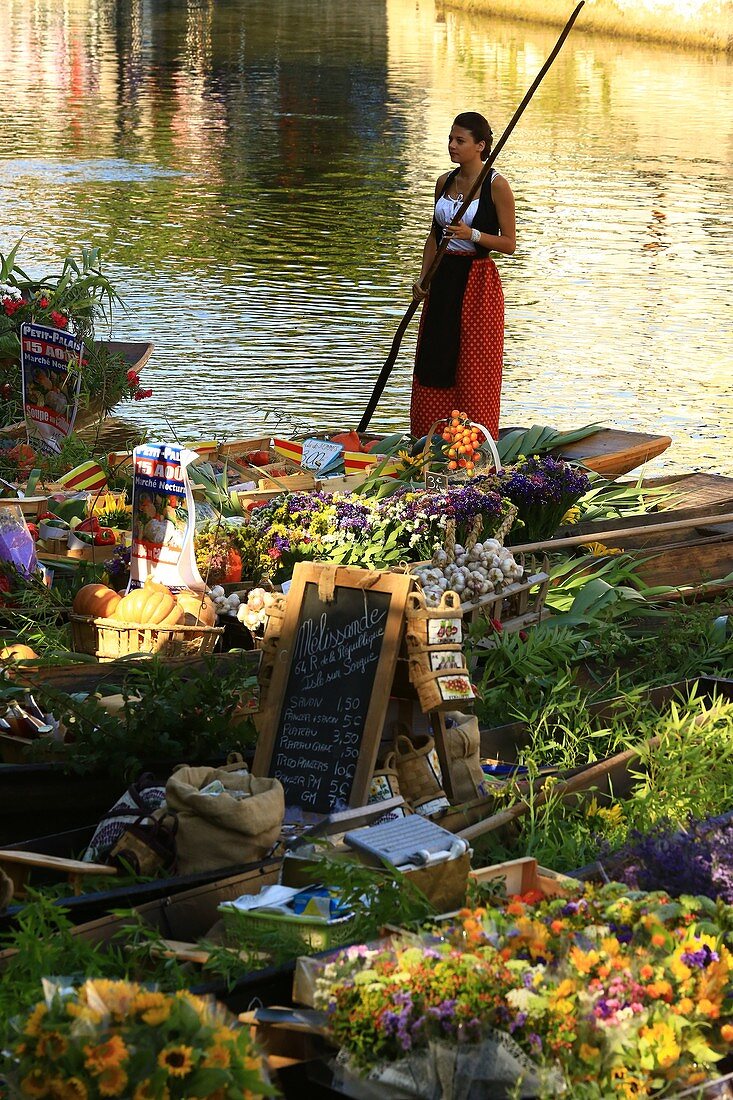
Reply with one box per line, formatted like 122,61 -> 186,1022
0,0 -> 731,473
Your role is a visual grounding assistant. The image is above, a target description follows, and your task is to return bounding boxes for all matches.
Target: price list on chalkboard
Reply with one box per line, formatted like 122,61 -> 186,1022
270,581 -> 391,814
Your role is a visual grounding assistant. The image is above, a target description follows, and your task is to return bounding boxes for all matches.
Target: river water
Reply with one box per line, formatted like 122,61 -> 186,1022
2,0 -> 732,474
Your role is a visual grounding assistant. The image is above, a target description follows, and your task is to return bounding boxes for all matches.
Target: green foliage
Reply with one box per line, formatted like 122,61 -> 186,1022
472,691 -> 733,875
29,654 -> 258,778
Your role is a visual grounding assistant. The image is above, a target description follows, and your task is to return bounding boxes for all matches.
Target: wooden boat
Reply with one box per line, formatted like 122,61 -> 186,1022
0,822 -> 282,933
437,677 -> 733,841
0,338 -> 152,439
549,427 -> 672,478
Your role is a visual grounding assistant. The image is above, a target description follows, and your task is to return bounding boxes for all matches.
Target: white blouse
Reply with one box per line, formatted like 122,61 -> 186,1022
434,195 -> 479,254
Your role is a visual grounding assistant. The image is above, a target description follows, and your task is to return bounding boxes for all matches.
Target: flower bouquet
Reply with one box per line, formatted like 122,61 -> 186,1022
485,455 -> 591,544
317,883 -> 733,1098
0,243 -> 148,429
4,978 -> 275,1099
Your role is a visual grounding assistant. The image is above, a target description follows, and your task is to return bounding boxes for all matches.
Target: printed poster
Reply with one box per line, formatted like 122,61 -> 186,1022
20,322 -> 82,455
129,442 -> 204,592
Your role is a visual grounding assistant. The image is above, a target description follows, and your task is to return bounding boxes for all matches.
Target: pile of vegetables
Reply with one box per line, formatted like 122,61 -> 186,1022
412,539 -> 524,607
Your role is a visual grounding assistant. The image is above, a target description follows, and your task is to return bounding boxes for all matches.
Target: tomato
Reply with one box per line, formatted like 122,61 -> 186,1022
26,523 -> 39,540
247,450 -> 271,467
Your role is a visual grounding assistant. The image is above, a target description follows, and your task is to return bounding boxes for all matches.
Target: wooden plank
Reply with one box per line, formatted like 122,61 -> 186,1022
0,850 -> 116,876
511,511 -> 733,554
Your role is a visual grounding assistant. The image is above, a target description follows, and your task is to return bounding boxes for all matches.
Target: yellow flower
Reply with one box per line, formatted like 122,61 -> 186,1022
561,505 -> 581,526
132,990 -> 171,1026
37,1030 -> 68,1059
82,978 -> 138,1020
54,1079 -> 88,1100
97,1066 -> 128,1097
133,1084 -> 169,1100
579,1042 -> 600,1063
583,541 -> 622,557
721,1023 -> 733,1044
202,1042 -> 231,1069
585,796 -> 624,828
84,1035 -> 128,1074
396,449 -> 425,471
569,946 -> 600,975
639,1020 -> 681,1069
175,990 -> 209,1018
158,1044 -> 195,1077
23,1002 -> 48,1037
19,1070 -> 49,1098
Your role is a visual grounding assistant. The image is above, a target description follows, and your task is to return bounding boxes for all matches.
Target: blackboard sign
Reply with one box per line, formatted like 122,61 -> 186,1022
253,563 -> 412,814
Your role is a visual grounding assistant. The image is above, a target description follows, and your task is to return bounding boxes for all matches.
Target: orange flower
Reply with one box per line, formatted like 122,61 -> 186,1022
37,1030 -> 68,1059
158,1045 -> 195,1077
550,920 -> 564,934
697,998 -> 721,1019
506,900 -> 525,917
651,933 -> 667,948
97,1066 -> 128,1097
84,1035 -> 128,1074
721,1023 -> 733,1044
579,1043 -> 600,1063
640,964 -> 654,981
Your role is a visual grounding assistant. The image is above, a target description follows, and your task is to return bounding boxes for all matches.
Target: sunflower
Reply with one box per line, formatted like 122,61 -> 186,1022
131,990 -> 171,1026
97,1066 -> 129,1098
133,1084 -> 169,1100
157,1045 -> 195,1077
202,1042 -> 231,1069
84,1035 -> 128,1074
37,1030 -> 68,1059
23,1002 -> 48,1037
396,449 -> 425,472
19,1070 -> 48,1098
52,1079 -> 88,1100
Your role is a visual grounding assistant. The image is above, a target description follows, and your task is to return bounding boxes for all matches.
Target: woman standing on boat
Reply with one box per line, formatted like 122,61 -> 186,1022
411,112 -> 516,441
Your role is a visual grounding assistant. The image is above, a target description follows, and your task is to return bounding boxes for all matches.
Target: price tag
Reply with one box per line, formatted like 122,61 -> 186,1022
301,438 -> 344,474
425,471 -> 449,492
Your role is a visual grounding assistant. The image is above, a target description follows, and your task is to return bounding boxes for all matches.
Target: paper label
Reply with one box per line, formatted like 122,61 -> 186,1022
427,617 -> 462,645
429,650 -> 464,672
21,323 -> 82,455
128,442 -> 204,592
437,673 -> 474,701
300,437 -> 343,474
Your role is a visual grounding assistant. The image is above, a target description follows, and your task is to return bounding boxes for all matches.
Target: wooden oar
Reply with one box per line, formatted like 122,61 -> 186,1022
357,2 -> 586,434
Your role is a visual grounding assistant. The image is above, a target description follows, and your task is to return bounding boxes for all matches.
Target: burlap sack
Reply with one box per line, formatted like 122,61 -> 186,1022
166,762 -> 284,874
443,711 -> 489,803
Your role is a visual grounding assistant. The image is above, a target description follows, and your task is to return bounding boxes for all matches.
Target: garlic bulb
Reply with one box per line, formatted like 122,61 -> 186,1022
413,541 -> 524,607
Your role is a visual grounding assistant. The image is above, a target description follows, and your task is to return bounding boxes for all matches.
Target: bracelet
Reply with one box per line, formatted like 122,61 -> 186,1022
470,228 -> 481,244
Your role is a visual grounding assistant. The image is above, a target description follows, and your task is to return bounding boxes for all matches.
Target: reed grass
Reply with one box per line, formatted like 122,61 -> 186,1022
442,0 -> 733,52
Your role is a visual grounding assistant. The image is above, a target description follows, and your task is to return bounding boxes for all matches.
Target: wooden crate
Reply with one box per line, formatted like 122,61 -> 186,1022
470,856 -> 574,899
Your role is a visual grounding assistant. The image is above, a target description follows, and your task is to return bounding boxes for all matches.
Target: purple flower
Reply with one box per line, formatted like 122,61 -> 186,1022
681,946 -> 719,968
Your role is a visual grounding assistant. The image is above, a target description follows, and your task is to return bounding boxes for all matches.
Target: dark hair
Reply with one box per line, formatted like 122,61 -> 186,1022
453,112 -> 493,160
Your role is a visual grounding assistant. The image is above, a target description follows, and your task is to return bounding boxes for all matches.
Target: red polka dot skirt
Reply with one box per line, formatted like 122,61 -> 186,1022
410,257 -> 504,440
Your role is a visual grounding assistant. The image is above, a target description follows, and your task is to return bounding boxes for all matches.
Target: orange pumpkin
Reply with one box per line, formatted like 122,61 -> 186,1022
72,583 -> 121,620
330,430 -> 364,453
114,578 -> 183,627
0,644 -> 38,664
176,590 -> 217,627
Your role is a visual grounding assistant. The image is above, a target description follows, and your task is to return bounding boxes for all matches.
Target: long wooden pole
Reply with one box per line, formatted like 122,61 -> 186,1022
357,1 -> 585,434
510,511 -> 733,554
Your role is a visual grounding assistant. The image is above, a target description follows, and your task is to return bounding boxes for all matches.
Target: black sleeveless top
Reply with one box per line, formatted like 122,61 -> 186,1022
432,167 -> 500,257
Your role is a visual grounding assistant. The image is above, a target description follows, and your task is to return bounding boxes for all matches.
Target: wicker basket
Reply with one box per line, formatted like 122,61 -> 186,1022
70,613 -> 224,661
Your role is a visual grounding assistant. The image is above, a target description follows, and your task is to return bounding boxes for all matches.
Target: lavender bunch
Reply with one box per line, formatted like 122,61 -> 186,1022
607,813 -> 733,902
483,456 -> 590,543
